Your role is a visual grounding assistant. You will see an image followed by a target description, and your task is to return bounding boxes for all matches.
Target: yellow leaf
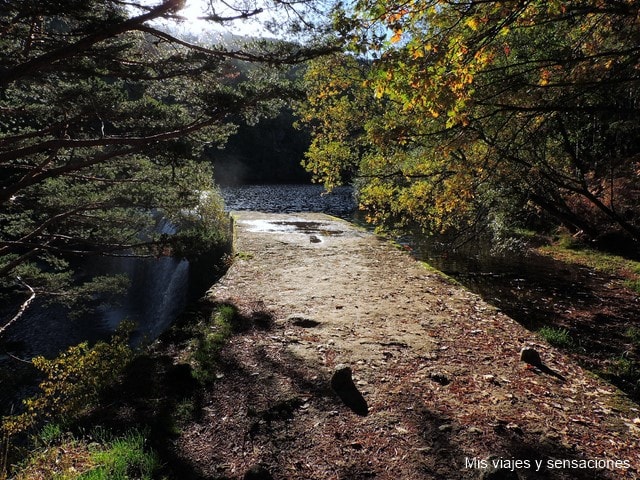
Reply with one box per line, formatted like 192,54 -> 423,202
391,29 -> 403,43
466,17 -> 479,31
539,69 -> 550,86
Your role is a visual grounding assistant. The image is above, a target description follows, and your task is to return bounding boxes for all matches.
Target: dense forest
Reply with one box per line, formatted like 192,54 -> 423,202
210,108 -> 312,184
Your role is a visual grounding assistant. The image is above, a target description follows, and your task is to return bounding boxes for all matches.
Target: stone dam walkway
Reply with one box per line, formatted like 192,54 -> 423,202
180,211 -> 640,479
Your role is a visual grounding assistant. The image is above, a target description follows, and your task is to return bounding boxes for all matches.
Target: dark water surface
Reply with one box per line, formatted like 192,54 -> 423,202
405,236 -> 598,330
220,184 -> 357,218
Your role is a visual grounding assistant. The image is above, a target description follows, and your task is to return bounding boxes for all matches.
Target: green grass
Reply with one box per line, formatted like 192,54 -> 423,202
37,423 -> 64,446
190,304 -> 239,383
554,233 -> 583,251
167,399 -> 196,435
625,327 -> 640,347
623,278 -> 640,295
12,428 -> 161,480
538,325 -> 574,348
511,228 -> 539,238
79,430 -> 160,480
234,251 -> 254,261
540,234 -> 640,294
607,356 -> 640,385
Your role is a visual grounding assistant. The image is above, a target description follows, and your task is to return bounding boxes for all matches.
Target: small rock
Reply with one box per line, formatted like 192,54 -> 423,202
520,347 -> 542,367
480,457 -> 520,480
244,464 -> 274,480
309,235 -> 322,243
429,372 -> 451,385
331,364 -> 369,416
438,424 -> 452,432
287,314 -> 320,328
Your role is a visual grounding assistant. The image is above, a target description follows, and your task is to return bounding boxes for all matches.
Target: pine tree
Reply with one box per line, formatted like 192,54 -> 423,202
0,0 -> 334,331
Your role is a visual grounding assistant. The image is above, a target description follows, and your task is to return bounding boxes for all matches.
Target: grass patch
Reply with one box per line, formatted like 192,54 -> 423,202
540,234 -> 640,293
606,356 -> 640,389
235,251 -> 254,260
419,261 -> 461,286
37,423 -> 64,446
538,326 -> 574,348
167,399 -> 196,435
555,233 -> 583,251
190,304 -> 239,383
623,278 -> 640,295
79,429 -> 160,480
625,327 -> 640,347
12,428 -> 161,480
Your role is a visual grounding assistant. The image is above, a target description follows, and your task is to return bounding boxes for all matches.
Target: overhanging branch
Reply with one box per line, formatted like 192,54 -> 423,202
0,0 -> 185,86
0,277 -> 36,338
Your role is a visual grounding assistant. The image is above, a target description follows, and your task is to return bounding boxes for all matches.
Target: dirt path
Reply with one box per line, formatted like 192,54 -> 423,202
178,211 -> 640,479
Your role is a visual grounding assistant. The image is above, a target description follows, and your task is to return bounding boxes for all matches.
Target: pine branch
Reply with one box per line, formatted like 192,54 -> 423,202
0,0 -> 184,86
0,277 -> 36,338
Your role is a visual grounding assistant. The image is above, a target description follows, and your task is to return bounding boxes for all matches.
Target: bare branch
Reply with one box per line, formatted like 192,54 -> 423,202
0,278 -> 36,337
198,8 -> 264,23
135,24 -> 339,64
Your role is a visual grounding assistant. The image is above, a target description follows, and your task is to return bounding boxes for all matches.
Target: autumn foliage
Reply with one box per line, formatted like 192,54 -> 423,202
298,0 -> 640,249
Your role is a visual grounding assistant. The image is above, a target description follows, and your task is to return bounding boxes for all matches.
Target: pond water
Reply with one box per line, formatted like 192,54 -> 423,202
404,235 -> 597,330
220,184 -> 357,218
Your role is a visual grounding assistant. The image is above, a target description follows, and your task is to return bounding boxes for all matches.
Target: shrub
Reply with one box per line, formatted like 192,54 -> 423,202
2,325 -> 134,436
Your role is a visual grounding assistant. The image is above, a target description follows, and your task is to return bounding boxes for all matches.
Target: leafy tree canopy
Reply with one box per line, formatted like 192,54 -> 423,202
0,0 -> 336,333
298,0 -> 640,252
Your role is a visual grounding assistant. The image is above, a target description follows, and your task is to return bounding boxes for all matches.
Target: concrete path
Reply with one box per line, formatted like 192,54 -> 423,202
191,211 -> 639,479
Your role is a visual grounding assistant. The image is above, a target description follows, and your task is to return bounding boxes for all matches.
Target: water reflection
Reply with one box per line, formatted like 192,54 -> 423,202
409,237 -> 597,330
